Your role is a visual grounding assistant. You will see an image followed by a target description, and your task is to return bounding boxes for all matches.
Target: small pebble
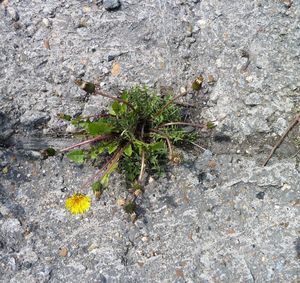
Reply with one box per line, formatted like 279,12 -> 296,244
103,0 -> 121,10
245,76 -> 253,83
207,75 -> 216,85
82,6 -> 91,13
7,7 -> 19,21
198,19 -> 206,29
42,18 -> 50,28
180,86 -> 187,95
59,247 -> 68,257
141,236 -> 149,242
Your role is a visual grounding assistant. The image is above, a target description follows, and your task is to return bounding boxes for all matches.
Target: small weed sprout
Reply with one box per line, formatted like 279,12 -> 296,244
61,83 -> 204,215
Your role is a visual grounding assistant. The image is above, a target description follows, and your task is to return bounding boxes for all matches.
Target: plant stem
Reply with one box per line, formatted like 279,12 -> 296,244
79,113 -> 112,120
99,144 -> 127,180
81,143 -> 128,189
189,141 -> 207,151
165,136 -> 173,160
60,134 -> 112,152
175,102 -> 196,108
150,129 -> 173,159
94,87 -> 135,111
263,113 -> 300,166
158,122 -> 204,129
154,92 -> 187,118
138,149 -> 146,182
138,123 -> 146,182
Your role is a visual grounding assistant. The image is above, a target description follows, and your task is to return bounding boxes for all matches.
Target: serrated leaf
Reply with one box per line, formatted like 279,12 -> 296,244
66,149 -> 85,164
107,141 -> 119,154
90,148 -> 98,159
124,144 -> 132,156
149,141 -> 166,152
87,122 -> 114,136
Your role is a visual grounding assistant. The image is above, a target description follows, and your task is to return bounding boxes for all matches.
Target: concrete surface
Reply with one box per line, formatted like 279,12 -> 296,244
0,0 -> 299,282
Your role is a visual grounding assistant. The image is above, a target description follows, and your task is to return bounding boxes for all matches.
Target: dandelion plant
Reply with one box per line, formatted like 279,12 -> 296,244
61,82 -> 204,215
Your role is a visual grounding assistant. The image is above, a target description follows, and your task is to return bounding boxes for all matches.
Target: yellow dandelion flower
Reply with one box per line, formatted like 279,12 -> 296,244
65,193 -> 91,214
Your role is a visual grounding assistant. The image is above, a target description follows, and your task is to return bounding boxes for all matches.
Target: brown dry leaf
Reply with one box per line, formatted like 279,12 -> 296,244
208,160 -> 217,169
133,189 -> 143,197
43,39 -> 50,49
227,228 -> 235,235
175,269 -> 184,278
111,62 -> 121,76
116,198 -> 126,206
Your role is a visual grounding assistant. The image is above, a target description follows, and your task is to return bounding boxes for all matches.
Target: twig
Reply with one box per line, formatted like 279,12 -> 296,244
60,134 -> 112,152
175,102 -> 196,108
263,114 -> 300,166
189,141 -> 207,151
94,87 -> 135,111
158,122 -> 204,129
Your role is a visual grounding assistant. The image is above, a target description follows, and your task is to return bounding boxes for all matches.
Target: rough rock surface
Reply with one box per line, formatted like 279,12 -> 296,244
0,0 -> 299,282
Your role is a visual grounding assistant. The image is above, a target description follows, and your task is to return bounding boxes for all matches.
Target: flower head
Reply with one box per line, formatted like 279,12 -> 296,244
65,193 -> 91,214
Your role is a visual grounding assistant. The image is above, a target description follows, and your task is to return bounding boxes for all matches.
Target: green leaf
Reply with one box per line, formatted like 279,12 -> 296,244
107,141 -> 119,154
90,148 -> 99,159
109,101 -> 121,116
149,141 -> 166,152
101,162 -> 118,186
87,122 -> 114,136
45,148 -> 56,156
121,93 -> 128,101
57,113 -> 72,121
92,181 -> 103,192
66,149 -> 85,164
207,121 -> 217,129
124,144 -> 133,156
123,200 -> 137,214
109,100 -> 127,116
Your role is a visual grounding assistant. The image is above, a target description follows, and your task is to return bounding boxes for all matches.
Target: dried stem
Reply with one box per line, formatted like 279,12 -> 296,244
175,102 -> 196,108
60,134 -> 112,152
79,113 -> 112,120
165,136 -> 173,160
138,123 -> 146,182
158,122 -> 204,129
101,145 -> 126,178
138,149 -> 146,182
263,113 -> 300,166
154,92 -> 187,118
94,87 -> 135,111
189,141 -> 207,151
81,143 -> 128,189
